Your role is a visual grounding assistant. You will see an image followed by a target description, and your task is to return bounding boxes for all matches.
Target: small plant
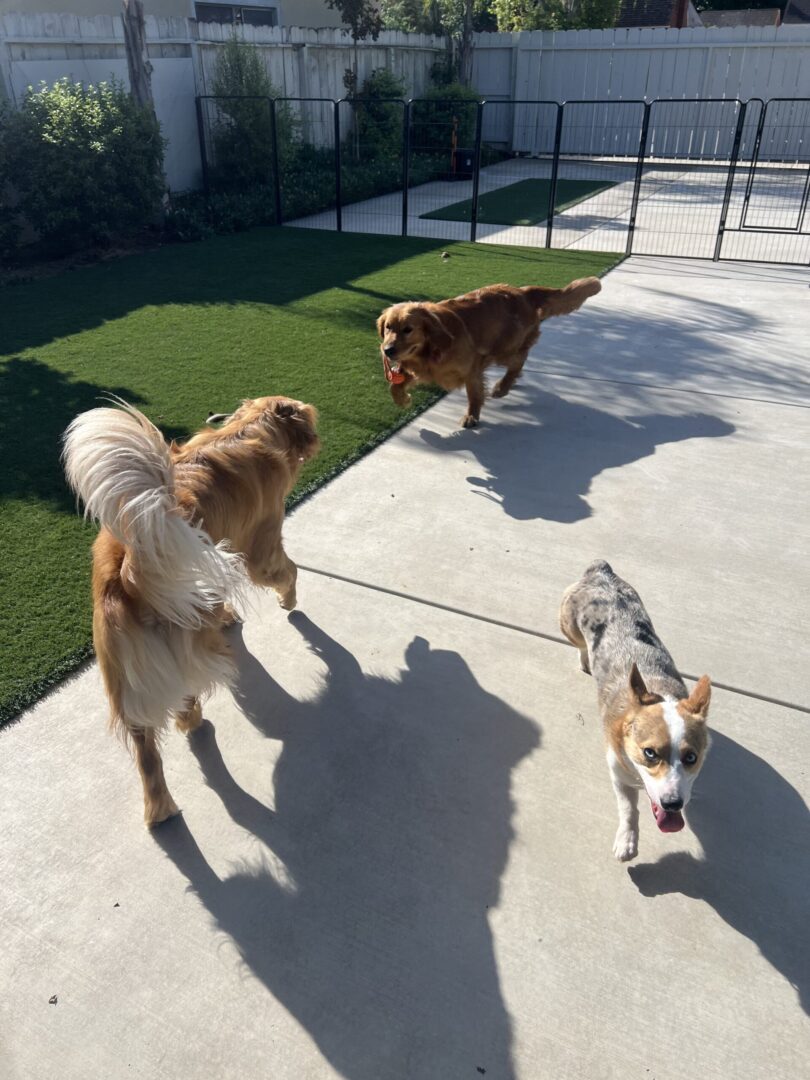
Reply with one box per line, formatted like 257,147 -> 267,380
209,36 -> 298,191
0,78 -> 164,256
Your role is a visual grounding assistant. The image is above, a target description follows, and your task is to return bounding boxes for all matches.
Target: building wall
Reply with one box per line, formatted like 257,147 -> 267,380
0,1 -> 345,27
0,0 -> 189,14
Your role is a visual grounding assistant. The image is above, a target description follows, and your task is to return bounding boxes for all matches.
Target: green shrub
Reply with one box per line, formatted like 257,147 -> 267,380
351,68 -> 407,160
209,36 -> 298,191
410,82 -> 481,154
165,188 -> 277,242
0,79 -> 164,256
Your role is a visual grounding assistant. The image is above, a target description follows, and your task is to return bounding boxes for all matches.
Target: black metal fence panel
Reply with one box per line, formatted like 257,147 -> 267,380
404,98 -> 482,242
336,99 -> 408,237
195,93 -> 810,266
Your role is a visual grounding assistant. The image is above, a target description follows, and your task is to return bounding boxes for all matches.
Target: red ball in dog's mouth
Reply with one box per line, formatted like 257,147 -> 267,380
651,800 -> 685,832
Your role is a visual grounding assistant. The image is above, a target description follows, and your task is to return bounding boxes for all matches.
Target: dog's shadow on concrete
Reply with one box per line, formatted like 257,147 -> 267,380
154,613 -> 540,1080
629,729 -> 810,1015
419,386 -> 735,523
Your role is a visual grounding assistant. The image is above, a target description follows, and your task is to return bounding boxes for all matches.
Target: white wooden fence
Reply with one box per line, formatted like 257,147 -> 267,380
2,14 -> 809,191
0,14 -> 447,189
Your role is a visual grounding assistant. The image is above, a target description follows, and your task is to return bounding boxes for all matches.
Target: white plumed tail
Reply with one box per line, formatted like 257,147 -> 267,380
63,401 -> 247,628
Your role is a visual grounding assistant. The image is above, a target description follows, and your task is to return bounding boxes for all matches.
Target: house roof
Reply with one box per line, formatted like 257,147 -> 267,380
700,8 -> 781,26
783,0 -> 810,22
617,0 -> 678,27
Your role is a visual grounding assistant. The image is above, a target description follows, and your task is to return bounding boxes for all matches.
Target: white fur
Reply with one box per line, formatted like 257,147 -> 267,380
607,748 -> 640,861
63,402 -> 247,629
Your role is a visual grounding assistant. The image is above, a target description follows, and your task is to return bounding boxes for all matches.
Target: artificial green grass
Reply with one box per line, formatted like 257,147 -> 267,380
0,227 -> 622,724
420,178 -> 617,226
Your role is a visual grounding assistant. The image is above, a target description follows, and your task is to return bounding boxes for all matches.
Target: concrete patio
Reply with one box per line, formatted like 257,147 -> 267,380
1,256 -> 809,1080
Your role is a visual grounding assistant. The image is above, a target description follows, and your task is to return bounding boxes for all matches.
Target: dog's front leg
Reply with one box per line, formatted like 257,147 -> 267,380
607,749 -> 639,862
256,548 -> 298,611
461,371 -> 485,428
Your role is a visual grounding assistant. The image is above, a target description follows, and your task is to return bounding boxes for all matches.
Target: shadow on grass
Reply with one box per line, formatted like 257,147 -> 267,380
0,229 -> 449,356
155,614 -> 540,1080
0,356 -> 148,510
419,385 -> 735,523
629,729 -> 810,1015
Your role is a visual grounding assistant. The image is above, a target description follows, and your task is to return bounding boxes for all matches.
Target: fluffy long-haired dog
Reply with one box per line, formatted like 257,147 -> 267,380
377,277 -> 601,428
560,561 -> 712,862
63,396 -> 319,826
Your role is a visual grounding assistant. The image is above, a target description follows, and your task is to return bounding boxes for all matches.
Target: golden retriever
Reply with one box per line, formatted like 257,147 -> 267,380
63,396 -> 319,826
377,278 -> 602,427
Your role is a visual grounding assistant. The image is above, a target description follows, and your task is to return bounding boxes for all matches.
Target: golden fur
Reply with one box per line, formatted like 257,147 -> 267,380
65,396 -> 319,826
377,277 -> 602,427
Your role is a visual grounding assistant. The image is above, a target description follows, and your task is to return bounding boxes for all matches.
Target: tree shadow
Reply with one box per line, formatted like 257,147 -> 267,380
0,356 -> 150,510
628,729 -> 810,1014
154,614 -> 540,1079
419,386 -> 735,523
545,284 -> 809,403
0,229 -> 448,357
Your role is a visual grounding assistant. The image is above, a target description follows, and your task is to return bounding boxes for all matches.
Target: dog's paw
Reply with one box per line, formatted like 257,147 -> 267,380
220,603 -> 241,628
461,413 -> 479,429
278,590 -> 297,611
145,793 -> 181,829
612,828 -> 639,862
175,700 -> 203,735
491,382 -> 508,399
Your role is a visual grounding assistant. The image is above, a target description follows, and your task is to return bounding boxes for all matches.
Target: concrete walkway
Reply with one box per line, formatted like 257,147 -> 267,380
2,257 -> 809,1080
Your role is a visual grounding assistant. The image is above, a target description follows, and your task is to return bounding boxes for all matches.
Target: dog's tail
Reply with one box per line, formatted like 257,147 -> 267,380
63,400 -> 247,628
523,276 -> 602,320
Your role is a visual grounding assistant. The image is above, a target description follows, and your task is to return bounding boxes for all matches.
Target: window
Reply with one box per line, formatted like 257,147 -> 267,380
195,4 -> 279,27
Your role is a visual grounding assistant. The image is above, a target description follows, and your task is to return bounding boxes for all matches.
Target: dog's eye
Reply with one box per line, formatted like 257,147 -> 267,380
402,326 -> 412,335
643,748 -> 658,762
683,750 -> 698,766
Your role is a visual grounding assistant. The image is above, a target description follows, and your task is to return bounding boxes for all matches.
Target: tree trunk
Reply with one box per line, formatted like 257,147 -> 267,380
122,0 -> 154,108
122,0 -> 166,214
458,0 -> 474,87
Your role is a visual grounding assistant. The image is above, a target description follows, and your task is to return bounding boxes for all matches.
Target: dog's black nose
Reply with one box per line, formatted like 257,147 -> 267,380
661,797 -> 684,812
383,345 -> 396,357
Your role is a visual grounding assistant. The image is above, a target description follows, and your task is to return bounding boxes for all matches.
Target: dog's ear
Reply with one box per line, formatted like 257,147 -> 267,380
376,310 -> 388,339
274,402 -> 296,419
684,675 -> 711,720
419,308 -> 453,360
629,663 -> 661,706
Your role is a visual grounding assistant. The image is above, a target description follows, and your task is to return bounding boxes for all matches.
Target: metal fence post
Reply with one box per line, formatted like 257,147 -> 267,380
269,98 -> 283,226
470,101 -> 484,243
713,101 -> 747,262
195,96 -> 210,195
626,102 -> 651,256
334,100 -> 342,232
740,98 -> 766,225
545,104 -> 564,250
401,100 -> 411,238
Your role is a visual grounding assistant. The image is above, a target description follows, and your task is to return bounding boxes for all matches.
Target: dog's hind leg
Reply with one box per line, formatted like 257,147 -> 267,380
491,329 -> 538,399
559,592 -> 591,674
130,726 -> 180,828
461,370 -> 485,428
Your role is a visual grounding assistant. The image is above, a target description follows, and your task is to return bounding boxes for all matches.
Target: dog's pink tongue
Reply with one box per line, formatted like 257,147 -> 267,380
652,802 -> 685,833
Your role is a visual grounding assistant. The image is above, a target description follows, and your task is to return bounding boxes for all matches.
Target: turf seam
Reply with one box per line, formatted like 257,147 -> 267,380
298,565 -> 810,717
